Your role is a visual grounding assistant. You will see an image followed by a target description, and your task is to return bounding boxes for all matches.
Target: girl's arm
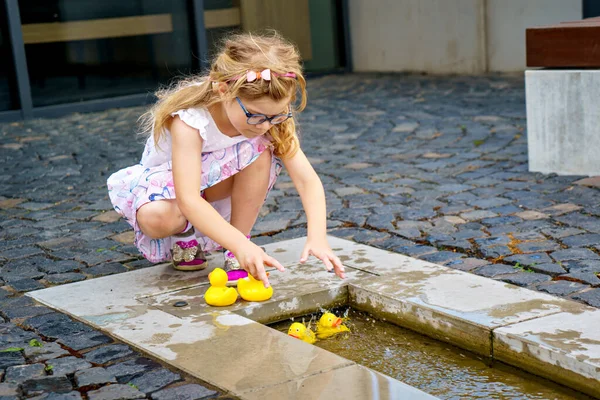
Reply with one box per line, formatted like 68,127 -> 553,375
282,148 -> 345,278
170,116 -> 283,286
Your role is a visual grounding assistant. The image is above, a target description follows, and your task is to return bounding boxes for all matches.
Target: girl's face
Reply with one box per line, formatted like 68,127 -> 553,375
223,95 -> 292,139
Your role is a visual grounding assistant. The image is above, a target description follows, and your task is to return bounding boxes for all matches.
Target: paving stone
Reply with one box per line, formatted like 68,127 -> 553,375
460,210 -> 498,221
563,260 -> 600,273
537,281 -> 589,296
24,313 -> 93,340
85,262 -> 129,278
0,383 -> 19,397
30,392 -> 83,400
550,248 -> 600,262
0,351 -> 25,369
514,210 -> 549,220
500,272 -> 551,287
444,258 -> 490,271
47,356 -> 92,376
37,261 -> 84,275
22,376 -> 72,395
541,227 -> 586,240
8,278 -> 45,292
128,368 -> 182,394
87,384 -> 145,400
151,384 -> 218,400
468,197 -> 512,209
474,264 -> 518,278
516,240 -> 561,254
37,238 -> 83,251
504,253 -> 553,266
45,273 -> 86,284
481,216 -> 522,226
541,203 -> 583,216
84,344 -> 134,365
419,251 -> 465,264
75,367 -> 117,387
561,233 -> 600,247
3,305 -> 54,320
106,358 -> 161,384
24,341 -> 69,362
0,246 -> 45,261
479,245 -> 513,258
4,363 -> 45,383
558,272 -> 600,287
57,331 -> 113,351
392,245 -> 438,257
573,176 -> 600,188
527,263 -> 567,276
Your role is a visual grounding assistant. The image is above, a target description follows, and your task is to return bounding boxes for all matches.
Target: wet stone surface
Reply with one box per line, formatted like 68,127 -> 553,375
1,73 -> 600,398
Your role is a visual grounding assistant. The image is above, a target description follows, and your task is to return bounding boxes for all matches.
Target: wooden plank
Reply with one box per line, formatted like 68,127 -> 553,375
239,0 -> 312,61
22,14 -> 173,44
205,8 -> 240,29
21,8 -> 242,45
526,24 -> 600,67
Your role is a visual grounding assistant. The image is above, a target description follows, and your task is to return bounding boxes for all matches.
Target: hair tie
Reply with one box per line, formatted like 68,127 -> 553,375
229,69 -> 297,82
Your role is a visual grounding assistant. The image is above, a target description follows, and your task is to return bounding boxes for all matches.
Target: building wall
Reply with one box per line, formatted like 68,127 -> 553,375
349,0 -> 582,73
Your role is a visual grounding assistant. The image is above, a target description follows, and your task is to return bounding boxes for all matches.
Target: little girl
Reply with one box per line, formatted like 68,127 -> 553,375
107,32 -> 344,288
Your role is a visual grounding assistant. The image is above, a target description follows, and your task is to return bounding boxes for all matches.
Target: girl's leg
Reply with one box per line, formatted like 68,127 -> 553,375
229,150 -> 272,236
137,200 -> 186,239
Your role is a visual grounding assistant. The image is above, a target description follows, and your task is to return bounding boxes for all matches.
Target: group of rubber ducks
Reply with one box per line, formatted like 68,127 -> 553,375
204,268 -> 273,306
287,312 -> 350,344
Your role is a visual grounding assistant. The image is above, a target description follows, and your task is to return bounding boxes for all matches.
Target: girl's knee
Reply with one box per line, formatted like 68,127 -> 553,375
137,200 -> 184,239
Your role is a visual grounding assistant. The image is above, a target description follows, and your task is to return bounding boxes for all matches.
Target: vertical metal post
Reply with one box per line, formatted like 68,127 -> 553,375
5,0 -> 33,118
341,0 -> 353,73
192,0 -> 209,72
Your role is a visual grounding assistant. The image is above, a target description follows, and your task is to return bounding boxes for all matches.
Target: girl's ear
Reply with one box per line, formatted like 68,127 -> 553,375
212,81 -> 229,96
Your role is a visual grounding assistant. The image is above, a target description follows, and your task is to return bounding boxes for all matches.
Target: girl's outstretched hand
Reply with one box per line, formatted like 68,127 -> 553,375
235,241 -> 285,288
299,239 -> 346,279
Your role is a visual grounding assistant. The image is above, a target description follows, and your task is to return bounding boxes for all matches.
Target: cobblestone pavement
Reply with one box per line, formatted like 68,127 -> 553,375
1,73 -> 600,398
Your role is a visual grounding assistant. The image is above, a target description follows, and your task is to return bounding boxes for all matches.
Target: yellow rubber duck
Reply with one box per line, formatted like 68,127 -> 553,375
204,268 -> 238,307
316,312 -> 350,339
237,272 -> 273,302
287,322 -> 317,344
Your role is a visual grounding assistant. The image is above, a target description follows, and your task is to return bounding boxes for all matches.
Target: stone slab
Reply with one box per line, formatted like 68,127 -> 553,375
494,308 -> 600,398
526,69 -> 600,176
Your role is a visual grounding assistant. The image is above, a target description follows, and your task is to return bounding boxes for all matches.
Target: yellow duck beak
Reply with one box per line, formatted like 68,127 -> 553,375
332,317 -> 342,327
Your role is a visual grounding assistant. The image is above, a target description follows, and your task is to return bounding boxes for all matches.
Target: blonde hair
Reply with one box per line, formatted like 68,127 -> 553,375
140,31 -> 307,159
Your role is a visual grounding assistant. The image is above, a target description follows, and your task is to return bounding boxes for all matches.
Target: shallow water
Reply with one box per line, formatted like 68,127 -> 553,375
270,308 -> 594,400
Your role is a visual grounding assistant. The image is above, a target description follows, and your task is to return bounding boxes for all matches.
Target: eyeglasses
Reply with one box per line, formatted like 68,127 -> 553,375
236,97 -> 292,125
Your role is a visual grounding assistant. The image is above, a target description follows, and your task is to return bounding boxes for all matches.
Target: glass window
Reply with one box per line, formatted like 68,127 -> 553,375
0,0 -> 20,111
19,0 -> 197,107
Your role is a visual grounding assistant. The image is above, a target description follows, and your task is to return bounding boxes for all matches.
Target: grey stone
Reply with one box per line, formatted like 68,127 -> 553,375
46,356 -> 92,376
419,251 -> 465,264
551,248 -> 600,262
474,264 -> 518,278
571,288 -> 600,307
474,236 -> 510,247
4,363 -> 45,383
516,241 -> 560,254
541,227 -> 586,239
561,234 -> 600,247
460,210 -> 498,221
0,247 -> 45,261
563,260 -> 600,273
30,392 -> 83,400
24,342 -> 70,362
75,367 -> 117,387
0,383 -> 18,397
504,253 -> 553,267
527,263 -> 567,276
85,263 -> 128,278
444,258 -> 490,271
87,384 -> 145,400
3,305 -> 54,320
151,384 -> 218,400
537,281 -> 589,296
479,245 -> 513,258
24,313 -> 93,340
8,279 -> 45,292
84,344 -> 134,365
106,358 -> 161,383
128,368 -> 182,394
57,331 -> 112,351
0,351 -> 25,369
393,245 -> 438,257
45,273 -> 86,284
481,216 -> 522,226
559,272 -> 600,287
22,376 -> 72,395
500,272 -> 551,287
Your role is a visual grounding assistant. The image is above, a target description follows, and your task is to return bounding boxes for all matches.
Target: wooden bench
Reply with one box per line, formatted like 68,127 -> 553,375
525,16 -> 600,176
526,16 -> 600,67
